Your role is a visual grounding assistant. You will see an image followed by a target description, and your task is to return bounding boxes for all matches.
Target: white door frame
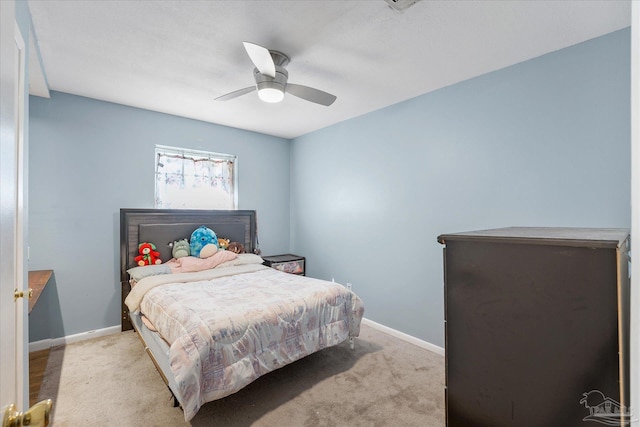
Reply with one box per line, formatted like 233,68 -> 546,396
15,14 -> 28,410
630,2 -> 639,426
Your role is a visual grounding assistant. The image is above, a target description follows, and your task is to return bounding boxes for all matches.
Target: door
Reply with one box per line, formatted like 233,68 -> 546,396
0,3 -> 51,426
1,0 -> 27,416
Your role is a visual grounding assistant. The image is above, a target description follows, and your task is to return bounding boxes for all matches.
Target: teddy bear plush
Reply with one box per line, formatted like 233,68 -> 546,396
171,239 -> 190,259
227,242 -> 245,254
135,242 -> 162,266
218,238 -> 230,251
190,226 -> 219,258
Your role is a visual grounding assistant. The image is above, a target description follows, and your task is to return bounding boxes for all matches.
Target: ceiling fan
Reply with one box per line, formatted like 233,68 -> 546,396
215,42 -> 337,106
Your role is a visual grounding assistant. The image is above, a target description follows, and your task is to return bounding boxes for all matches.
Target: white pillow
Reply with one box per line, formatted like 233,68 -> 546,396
127,264 -> 171,281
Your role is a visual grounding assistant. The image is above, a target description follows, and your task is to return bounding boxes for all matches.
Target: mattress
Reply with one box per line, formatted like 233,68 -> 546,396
126,263 -> 365,421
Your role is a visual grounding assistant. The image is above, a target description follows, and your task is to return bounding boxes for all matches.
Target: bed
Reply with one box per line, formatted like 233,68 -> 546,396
120,209 -> 365,421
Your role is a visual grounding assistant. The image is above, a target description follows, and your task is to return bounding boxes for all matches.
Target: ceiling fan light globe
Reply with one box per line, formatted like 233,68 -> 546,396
258,88 -> 284,103
257,82 -> 285,103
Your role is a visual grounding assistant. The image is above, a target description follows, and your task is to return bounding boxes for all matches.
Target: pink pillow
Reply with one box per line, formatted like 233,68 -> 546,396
167,250 -> 237,273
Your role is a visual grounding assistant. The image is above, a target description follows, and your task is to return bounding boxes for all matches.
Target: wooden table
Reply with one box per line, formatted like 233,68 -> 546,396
28,270 -> 52,314
27,269 -> 54,405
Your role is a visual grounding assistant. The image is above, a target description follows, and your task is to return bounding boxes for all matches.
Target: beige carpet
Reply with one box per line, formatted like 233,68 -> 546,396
38,324 -> 445,426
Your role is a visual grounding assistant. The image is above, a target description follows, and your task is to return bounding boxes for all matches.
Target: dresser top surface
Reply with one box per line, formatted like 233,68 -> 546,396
438,227 -> 629,248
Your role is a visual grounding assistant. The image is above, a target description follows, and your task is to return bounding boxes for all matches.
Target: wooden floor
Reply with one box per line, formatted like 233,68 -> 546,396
29,349 -> 50,406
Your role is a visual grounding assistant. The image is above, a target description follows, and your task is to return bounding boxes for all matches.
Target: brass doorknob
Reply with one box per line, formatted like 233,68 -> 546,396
2,399 -> 53,427
13,288 -> 33,302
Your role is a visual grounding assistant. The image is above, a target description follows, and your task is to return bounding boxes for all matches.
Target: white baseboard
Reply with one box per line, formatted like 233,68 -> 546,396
29,325 -> 121,352
361,318 -> 445,356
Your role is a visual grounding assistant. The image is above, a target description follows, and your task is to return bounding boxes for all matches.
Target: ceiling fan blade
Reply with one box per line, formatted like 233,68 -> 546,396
214,86 -> 256,101
243,42 -> 276,78
286,84 -> 337,106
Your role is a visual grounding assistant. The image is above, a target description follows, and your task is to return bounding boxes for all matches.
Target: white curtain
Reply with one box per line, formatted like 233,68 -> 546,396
155,147 -> 236,209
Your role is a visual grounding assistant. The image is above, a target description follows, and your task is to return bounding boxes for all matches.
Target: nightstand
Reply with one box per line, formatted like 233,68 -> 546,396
262,254 -> 305,276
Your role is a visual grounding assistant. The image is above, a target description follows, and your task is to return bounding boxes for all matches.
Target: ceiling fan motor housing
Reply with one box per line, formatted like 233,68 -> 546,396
254,65 -> 289,101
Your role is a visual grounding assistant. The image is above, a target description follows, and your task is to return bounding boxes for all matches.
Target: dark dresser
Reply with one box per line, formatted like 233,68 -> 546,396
438,227 -> 630,427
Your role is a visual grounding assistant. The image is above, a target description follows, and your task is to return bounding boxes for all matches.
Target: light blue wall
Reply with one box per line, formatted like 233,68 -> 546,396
290,28 -> 631,347
28,29 -> 631,346
28,92 -> 291,340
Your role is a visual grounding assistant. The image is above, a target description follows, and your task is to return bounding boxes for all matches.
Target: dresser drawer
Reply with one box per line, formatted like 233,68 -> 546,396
262,254 -> 305,275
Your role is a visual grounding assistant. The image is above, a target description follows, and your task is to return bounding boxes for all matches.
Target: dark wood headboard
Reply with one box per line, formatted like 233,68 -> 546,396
119,208 -> 257,330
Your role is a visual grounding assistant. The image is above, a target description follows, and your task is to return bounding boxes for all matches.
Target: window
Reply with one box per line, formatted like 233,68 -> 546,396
155,145 -> 237,209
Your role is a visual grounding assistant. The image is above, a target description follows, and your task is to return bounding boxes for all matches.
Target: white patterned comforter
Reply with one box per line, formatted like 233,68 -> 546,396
133,264 -> 365,421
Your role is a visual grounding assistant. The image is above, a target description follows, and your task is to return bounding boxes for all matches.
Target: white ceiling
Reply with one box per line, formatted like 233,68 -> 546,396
27,0 -> 631,139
